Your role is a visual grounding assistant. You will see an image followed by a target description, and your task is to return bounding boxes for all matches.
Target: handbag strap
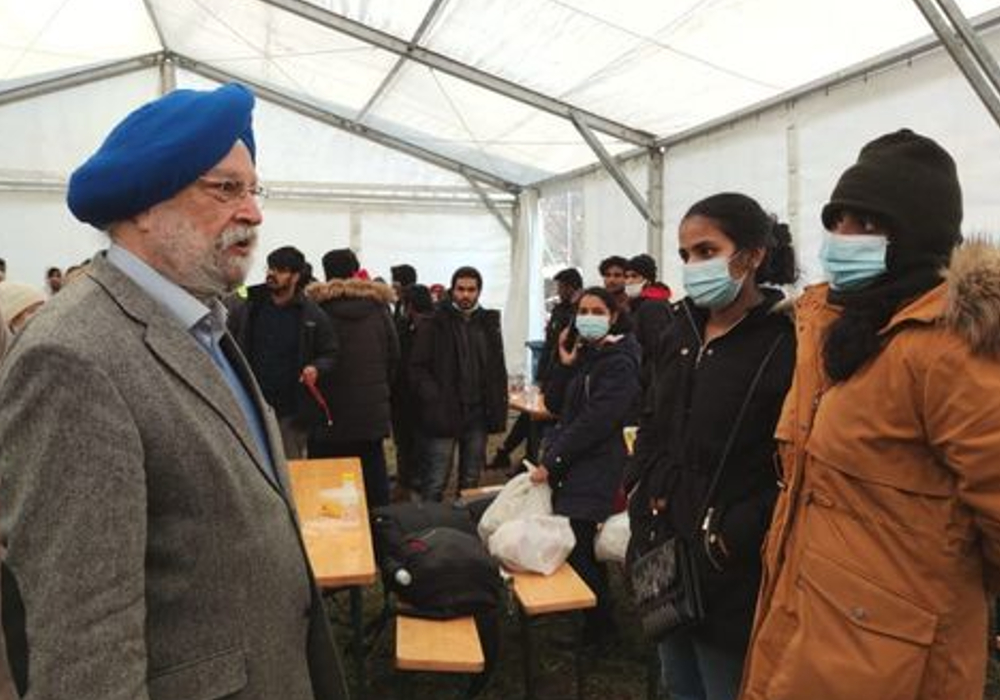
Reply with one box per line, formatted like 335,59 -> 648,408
697,331 -> 786,524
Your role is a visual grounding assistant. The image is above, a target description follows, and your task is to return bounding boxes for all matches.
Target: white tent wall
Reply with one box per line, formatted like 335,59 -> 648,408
579,157 -> 649,286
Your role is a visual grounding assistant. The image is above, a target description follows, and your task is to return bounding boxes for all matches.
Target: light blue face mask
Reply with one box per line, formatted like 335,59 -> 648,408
575,314 -> 610,341
819,233 -> 888,291
682,256 -> 744,310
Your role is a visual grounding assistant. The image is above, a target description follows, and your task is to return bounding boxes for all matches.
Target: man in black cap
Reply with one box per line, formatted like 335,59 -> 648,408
0,84 -> 347,700
625,253 -> 673,359
229,245 -> 338,459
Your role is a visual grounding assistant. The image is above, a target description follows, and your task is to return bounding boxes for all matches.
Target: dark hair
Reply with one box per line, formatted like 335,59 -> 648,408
598,256 -> 628,276
0,258 -> 6,271
576,286 -> 629,334
267,245 -> 306,273
553,267 -> 583,290
46,266 -> 61,277
406,284 -> 434,314
683,192 -> 797,285
451,266 -> 482,291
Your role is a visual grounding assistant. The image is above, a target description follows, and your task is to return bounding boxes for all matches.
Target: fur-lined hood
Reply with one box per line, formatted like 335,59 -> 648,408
305,277 -> 396,305
944,239 -> 1000,357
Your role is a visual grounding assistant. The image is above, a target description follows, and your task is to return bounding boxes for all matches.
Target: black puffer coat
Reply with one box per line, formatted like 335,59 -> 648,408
408,304 -> 508,438
306,278 -> 399,442
628,290 -> 795,650
542,334 -> 641,522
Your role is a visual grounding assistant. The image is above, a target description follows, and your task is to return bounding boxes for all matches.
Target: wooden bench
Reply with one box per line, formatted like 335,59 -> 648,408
395,614 -> 484,673
508,563 -> 596,700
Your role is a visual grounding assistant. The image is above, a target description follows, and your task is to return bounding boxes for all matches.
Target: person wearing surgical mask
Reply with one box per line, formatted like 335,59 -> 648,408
628,192 -> 797,700
623,253 -> 673,365
531,286 -> 641,649
744,130 -> 1000,700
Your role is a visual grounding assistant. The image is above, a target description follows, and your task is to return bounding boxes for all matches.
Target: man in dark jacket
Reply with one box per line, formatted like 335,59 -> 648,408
625,253 -> 673,359
229,245 -> 338,458
410,266 -> 508,501
307,248 -> 399,508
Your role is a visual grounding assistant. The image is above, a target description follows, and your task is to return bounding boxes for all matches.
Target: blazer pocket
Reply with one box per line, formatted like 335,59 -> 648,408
769,548 -> 936,700
148,647 -> 248,700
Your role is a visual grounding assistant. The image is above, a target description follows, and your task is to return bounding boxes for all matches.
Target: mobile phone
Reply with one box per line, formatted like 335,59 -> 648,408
562,324 -> 579,352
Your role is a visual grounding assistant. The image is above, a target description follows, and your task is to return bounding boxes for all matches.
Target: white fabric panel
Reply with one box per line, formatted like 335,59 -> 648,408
368,62 -> 632,184
503,191 -> 537,377
149,0 -> 398,114
305,0 -> 437,40
0,69 -> 160,175
0,191 -> 105,285
356,209 -> 511,311
661,112 -> 790,291
175,70 -> 473,187
244,200 -> 351,286
577,158 -> 648,288
0,0 -> 159,81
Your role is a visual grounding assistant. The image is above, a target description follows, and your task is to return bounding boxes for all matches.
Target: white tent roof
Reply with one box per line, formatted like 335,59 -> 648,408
3,0 -> 999,189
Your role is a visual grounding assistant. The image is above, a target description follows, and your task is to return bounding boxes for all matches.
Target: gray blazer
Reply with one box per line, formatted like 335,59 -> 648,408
0,254 -> 348,700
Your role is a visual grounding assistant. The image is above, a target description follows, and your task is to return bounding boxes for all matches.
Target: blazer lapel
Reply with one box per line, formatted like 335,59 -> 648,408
90,256 -> 285,494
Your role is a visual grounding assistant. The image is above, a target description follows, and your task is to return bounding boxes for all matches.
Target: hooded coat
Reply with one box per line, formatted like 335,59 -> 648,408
742,242 -> 1000,700
306,278 -> 399,443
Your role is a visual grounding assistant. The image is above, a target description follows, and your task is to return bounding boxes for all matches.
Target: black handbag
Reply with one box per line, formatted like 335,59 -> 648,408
629,333 -> 785,640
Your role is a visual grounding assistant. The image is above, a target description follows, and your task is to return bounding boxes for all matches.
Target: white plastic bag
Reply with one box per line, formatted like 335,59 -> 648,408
477,470 -> 552,544
488,514 -> 576,575
594,511 -> 630,563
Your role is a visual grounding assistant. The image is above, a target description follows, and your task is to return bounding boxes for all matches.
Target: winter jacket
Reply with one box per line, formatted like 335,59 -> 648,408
306,278 -> 399,442
228,285 -> 338,426
629,282 -> 673,360
542,333 -> 641,522
629,290 -> 795,650
409,304 -> 508,437
536,300 -> 576,385
742,242 -> 1000,700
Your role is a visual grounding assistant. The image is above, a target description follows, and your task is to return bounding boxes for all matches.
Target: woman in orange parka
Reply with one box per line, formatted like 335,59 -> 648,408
742,129 -> 1000,700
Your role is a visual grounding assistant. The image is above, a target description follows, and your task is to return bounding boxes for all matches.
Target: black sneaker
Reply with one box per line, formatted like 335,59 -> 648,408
487,450 -> 511,470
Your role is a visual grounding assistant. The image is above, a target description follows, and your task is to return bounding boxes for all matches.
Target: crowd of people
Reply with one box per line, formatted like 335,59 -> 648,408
0,81 -> 999,700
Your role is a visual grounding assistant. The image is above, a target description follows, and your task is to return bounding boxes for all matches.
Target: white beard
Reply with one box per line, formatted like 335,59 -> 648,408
149,215 -> 257,300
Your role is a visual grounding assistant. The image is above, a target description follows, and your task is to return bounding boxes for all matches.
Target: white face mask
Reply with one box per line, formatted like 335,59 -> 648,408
625,282 -> 644,299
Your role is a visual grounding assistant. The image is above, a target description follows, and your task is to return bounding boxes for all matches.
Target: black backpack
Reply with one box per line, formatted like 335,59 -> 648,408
370,501 -> 501,618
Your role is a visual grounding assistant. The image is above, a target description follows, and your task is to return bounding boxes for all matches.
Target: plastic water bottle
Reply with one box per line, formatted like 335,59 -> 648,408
340,472 -> 361,526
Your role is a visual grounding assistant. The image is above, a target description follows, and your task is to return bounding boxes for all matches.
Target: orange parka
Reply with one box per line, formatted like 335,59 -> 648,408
742,242 -> 1000,700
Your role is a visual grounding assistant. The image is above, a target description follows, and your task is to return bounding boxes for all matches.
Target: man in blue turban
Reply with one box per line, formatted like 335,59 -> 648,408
0,84 -> 348,700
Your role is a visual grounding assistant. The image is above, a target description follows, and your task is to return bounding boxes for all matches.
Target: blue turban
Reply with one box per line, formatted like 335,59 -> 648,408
68,83 -> 256,228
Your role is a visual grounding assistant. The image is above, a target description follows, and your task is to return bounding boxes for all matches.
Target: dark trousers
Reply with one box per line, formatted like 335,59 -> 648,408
307,438 -> 391,509
567,519 -> 613,635
498,412 -> 530,453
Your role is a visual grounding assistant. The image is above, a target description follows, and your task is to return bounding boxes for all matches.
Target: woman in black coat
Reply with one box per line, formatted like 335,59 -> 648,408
628,193 -> 797,700
533,286 -> 641,646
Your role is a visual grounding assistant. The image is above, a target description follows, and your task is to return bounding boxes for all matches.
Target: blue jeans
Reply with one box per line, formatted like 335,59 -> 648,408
421,423 -> 487,501
658,629 -> 744,700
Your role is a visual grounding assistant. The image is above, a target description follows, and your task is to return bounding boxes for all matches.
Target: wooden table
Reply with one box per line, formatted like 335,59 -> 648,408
508,389 -> 555,461
288,458 -> 376,699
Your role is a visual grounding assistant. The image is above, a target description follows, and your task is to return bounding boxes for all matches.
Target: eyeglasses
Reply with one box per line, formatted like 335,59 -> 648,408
198,177 -> 268,203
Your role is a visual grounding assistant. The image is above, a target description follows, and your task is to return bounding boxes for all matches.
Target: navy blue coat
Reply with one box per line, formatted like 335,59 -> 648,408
541,333 -> 641,522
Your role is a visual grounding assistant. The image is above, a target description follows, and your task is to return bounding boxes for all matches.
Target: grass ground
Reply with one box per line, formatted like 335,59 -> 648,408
357,425 -> 1000,700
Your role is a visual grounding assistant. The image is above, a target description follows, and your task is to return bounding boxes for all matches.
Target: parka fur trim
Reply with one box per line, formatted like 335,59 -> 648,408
305,277 -> 396,305
945,239 -> 1000,357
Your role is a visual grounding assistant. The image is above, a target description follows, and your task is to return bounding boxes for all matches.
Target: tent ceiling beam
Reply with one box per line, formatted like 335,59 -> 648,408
356,0 -> 448,122
571,111 -> 652,223
158,54 -> 176,95
0,52 -> 162,108
912,0 -> 1000,129
464,175 -> 513,235
141,0 -> 169,51
255,0 -> 656,147
172,53 -> 522,195
532,7 -> 1000,190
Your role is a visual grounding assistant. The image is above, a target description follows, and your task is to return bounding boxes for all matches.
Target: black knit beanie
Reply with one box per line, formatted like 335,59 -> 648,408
322,248 -> 360,280
391,264 -> 417,286
626,253 -> 657,282
821,129 -> 962,266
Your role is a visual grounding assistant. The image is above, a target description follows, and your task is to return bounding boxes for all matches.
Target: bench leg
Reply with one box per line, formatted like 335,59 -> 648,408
350,586 -> 366,700
519,607 -> 536,700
